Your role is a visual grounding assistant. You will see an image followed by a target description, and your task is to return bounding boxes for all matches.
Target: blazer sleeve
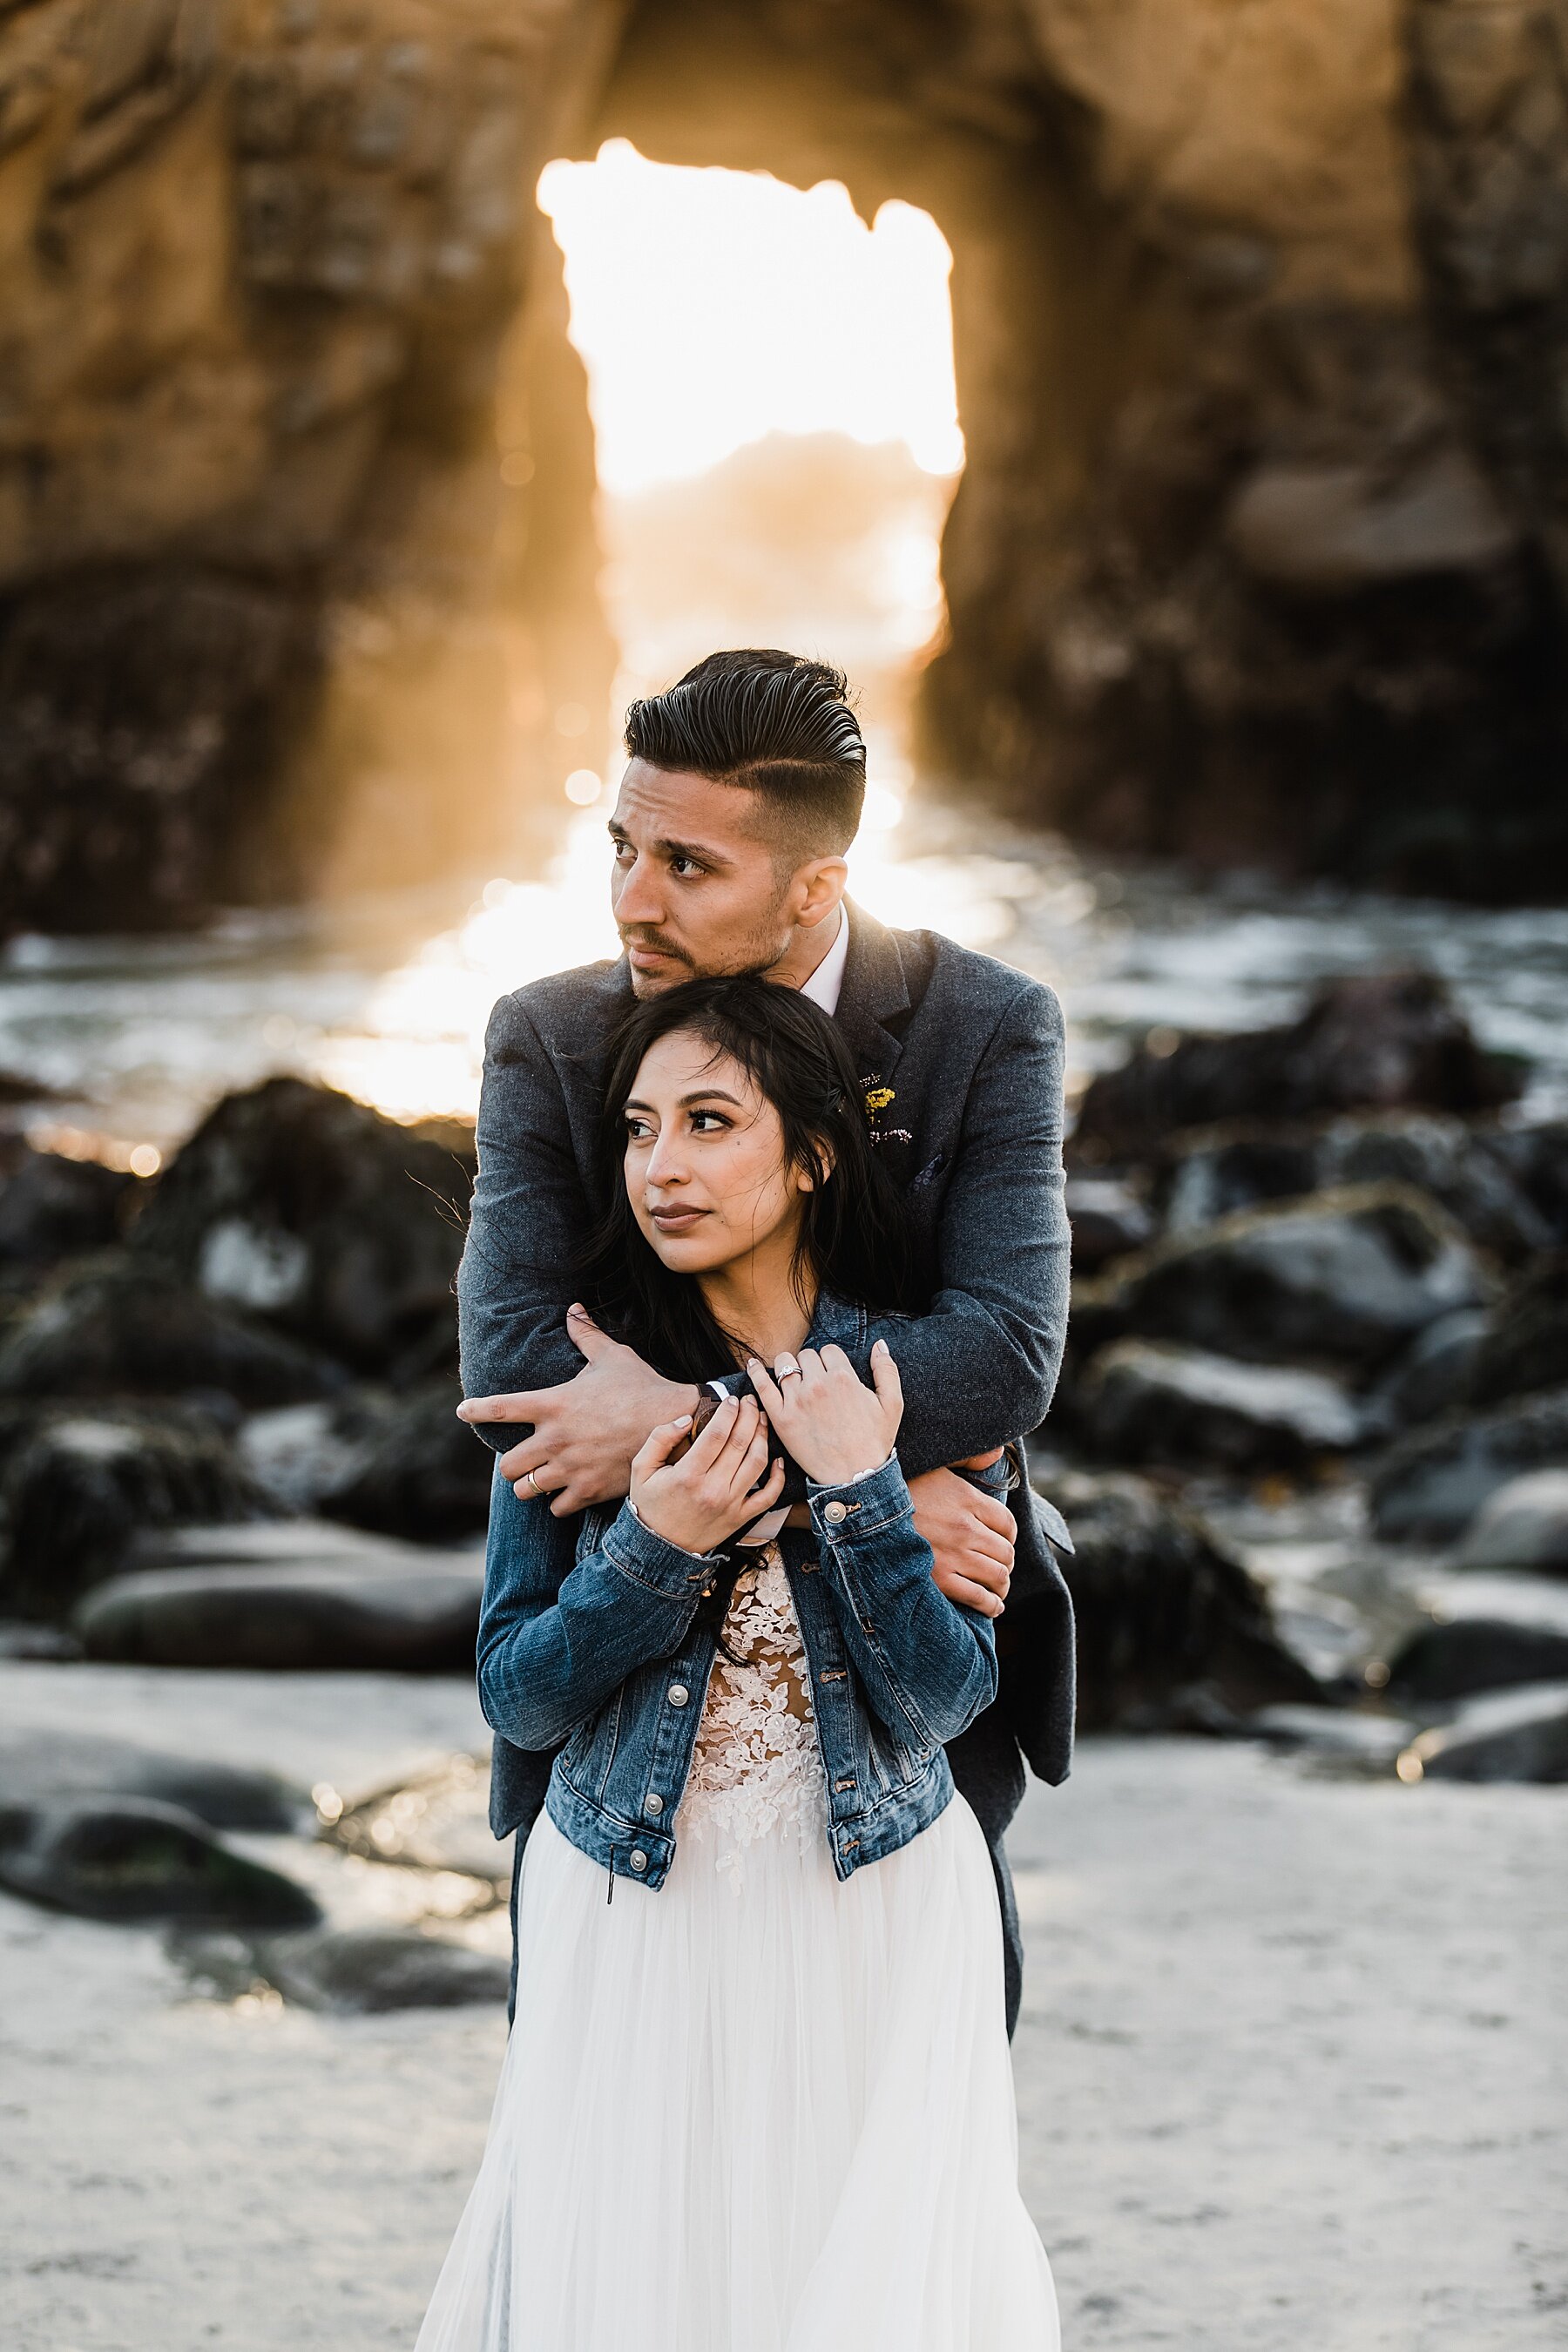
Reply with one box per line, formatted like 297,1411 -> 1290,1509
859,978 -> 1069,1478
457,991 -> 598,1451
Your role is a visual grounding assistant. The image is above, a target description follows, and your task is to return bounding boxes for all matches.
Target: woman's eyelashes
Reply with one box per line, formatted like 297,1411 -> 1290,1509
623,1106 -> 735,1145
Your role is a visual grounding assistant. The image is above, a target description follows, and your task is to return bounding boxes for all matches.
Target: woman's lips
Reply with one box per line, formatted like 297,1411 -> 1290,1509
650,1206 -> 707,1233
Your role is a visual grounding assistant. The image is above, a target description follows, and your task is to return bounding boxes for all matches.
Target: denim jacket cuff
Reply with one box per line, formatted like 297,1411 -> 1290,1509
805,1453 -> 911,1538
600,1502 -> 718,1601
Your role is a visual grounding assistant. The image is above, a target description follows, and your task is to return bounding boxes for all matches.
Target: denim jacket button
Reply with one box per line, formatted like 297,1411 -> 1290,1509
629,1849 -> 648,1873
822,1500 -> 848,1524
645,1793 -> 664,1815
667,1682 -> 690,1707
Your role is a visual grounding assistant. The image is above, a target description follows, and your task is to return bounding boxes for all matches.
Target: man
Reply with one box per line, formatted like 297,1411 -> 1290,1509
458,647 -> 1074,2037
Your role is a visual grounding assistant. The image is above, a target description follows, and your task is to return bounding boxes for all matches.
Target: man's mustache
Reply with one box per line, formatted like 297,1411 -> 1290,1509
618,928 -> 692,964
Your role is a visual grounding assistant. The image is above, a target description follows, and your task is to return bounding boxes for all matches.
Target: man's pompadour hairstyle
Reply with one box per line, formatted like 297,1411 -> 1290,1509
623,648 -> 867,856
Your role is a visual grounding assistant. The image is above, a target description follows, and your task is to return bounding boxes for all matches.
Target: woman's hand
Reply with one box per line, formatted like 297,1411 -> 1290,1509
747,1341 -> 903,1489
629,1394 -> 786,1557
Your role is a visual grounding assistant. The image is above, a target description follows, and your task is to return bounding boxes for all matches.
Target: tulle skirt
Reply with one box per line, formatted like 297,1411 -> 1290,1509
415,1791 -> 1058,2351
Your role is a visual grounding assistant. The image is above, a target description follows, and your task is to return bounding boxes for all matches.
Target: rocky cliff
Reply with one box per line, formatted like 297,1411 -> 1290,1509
3,0 -> 1565,932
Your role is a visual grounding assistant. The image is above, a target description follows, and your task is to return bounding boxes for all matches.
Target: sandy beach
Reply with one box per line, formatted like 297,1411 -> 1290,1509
3,1659 -> 1563,2352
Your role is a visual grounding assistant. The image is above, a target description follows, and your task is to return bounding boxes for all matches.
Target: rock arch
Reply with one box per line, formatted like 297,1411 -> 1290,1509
1,0 -> 1564,935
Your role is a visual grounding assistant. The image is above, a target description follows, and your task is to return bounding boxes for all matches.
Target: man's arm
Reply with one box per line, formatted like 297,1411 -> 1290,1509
865,978 -> 1070,1479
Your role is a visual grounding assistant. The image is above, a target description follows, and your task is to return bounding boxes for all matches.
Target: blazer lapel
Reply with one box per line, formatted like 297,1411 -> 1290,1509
835,899 -> 912,1091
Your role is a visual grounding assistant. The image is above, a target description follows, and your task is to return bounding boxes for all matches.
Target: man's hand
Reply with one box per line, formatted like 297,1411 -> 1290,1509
456,1305 -> 700,1517
908,1457 -> 1015,1619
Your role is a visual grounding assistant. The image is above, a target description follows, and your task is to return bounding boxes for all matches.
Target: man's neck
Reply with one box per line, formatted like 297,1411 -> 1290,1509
764,902 -> 842,993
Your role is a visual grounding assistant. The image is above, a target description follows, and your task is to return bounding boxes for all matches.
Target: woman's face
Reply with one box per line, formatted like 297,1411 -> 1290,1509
622,1029 -> 812,1278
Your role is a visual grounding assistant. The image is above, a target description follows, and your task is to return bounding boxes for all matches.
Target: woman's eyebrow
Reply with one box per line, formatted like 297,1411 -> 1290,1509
680,1088 -> 742,1108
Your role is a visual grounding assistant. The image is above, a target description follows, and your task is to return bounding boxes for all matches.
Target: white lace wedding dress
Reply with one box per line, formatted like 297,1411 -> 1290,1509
415,1544 -> 1059,2351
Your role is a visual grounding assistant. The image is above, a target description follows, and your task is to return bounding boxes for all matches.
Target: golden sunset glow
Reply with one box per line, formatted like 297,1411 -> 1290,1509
537,141 -> 964,492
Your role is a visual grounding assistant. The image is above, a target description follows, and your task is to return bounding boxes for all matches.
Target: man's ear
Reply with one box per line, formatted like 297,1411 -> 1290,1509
791,855 -> 848,929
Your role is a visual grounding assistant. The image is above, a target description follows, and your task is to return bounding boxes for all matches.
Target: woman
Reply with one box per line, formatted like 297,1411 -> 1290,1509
417,976 -> 1058,2351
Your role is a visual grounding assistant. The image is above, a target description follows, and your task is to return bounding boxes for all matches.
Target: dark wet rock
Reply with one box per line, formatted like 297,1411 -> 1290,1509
1071,973 -> 1520,1162
1159,1130 -> 1321,1233
0,1727 -> 305,1834
1468,1255 -> 1568,1410
0,1796 -> 321,1926
176,1923 -> 508,2012
1377,1308 -> 1490,1428
1402,1681 -> 1568,1784
1482,1122 -> 1568,1252
132,1078 -> 474,1381
73,1522 -> 484,1670
0,1144 -> 137,1280
0,1257 -> 346,1409
1042,1469 -> 1325,1732
1161,1112 -> 1551,1264
1387,1617 -> 1568,1702
1064,1176 -> 1156,1274
1079,1339 -> 1365,1470
240,1381 -> 490,1543
0,1408 -> 275,1620
1370,1384 -> 1568,1542
319,1377 -> 493,1541
237,1391 -> 404,1515
1456,1472 -> 1568,1578
1089,1185 -> 1490,1373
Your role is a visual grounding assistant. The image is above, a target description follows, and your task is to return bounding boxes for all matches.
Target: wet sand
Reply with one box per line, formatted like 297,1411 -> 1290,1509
3,1660 -> 1564,2350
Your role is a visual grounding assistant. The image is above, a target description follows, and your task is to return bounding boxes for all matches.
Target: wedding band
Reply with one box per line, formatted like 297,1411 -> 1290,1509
775,1355 -> 802,1382
523,1470 -> 542,1497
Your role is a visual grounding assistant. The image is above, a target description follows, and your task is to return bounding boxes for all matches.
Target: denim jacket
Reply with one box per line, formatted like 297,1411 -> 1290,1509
476,1296 -> 999,1895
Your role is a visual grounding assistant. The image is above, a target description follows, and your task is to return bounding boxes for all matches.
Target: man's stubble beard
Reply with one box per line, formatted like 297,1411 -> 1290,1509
620,905 -> 795,999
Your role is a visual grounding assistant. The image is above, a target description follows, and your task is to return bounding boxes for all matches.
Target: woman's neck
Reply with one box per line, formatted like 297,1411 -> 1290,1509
699,1227 -> 814,1367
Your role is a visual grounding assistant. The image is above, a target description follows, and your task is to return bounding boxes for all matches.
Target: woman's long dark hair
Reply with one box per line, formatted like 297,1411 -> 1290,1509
578,974 -> 912,1383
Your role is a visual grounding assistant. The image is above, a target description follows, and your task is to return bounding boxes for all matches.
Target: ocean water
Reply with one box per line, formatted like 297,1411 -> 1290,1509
3,790 -> 1566,1166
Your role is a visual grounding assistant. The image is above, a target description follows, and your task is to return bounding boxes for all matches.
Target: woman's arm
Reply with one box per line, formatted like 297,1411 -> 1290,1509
476,1471 -> 710,1750
806,1456 -> 999,1749
477,1398 -> 786,1748
747,1344 -> 998,1747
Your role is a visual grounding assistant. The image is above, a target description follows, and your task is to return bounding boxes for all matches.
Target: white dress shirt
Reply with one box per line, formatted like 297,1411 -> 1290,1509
797,906 -> 849,1017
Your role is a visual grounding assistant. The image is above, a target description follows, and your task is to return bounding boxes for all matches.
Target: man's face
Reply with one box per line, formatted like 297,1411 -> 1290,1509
609,760 -> 801,997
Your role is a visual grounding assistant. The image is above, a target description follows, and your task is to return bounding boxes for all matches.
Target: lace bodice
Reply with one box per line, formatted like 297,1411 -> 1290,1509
682,1543 -> 823,1875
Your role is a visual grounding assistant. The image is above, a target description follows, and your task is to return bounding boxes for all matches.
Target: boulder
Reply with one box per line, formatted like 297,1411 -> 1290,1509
0,1796 -> 321,1926
175,1924 -> 508,2012
1158,1112 -> 1552,1264
1078,1338 -> 1365,1470
238,1391 -> 404,1516
1064,1176 -> 1156,1274
0,1144 -> 136,1280
0,1727 -> 305,1834
318,1377 -> 494,1541
1387,1617 -> 1568,1702
1400,1682 -> 1568,1783
1467,1255 -> 1568,1409
1370,1384 -> 1568,1542
0,1258 -> 346,1409
73,1522 -> 484,1670
131,1078 -> 475,1382
0,1408 -> 275,1620
1071,972 -> 1520,1162
1456,1472 -> 1568,1577
1092,1185 -> 1490,1371
1043,1469 -> 1325,1731
1241,1704 -> 1418,1766
1377,1308 -> 1489,1428
1480,1122 -> 1568,1252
